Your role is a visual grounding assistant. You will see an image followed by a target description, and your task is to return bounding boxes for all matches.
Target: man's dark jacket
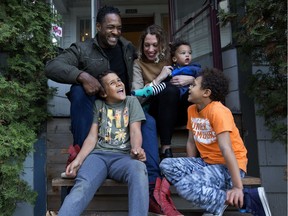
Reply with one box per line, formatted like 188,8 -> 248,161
45,36 -> 136,90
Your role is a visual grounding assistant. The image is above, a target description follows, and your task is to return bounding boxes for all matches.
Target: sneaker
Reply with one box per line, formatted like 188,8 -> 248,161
243,187 -> 272,216
60,171 -> 75,179
46,210 -> 58,216
148,194 -> 165,216
202,205 -> 228,216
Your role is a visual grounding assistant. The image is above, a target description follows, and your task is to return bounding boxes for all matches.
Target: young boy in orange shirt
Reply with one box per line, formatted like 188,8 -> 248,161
160,68 -> 271,216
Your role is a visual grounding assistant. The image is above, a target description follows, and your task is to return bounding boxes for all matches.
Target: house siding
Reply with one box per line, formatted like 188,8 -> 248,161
253,66 -> 287,216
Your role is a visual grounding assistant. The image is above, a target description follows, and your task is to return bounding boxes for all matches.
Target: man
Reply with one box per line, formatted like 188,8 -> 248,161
45,5 -> 163,214
45,6 -> 134,147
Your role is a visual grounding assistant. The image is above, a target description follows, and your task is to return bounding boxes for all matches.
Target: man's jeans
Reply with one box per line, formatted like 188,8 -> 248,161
58,151 -> 149,216
68,84 -> 161,184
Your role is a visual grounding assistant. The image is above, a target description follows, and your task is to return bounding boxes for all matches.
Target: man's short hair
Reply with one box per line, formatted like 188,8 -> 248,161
96,5 -> 121,23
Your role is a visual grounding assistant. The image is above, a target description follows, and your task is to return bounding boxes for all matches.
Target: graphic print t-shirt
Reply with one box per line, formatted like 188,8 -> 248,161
93,96 -> 145,154
187,101 -> 248,172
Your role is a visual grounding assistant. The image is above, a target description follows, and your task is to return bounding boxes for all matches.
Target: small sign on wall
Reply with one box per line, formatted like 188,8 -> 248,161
125,9 -> 137,14
52,24 -> 63,37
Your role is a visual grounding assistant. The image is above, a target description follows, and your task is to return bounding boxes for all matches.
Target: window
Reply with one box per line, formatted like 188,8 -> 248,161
170,0 -> 231,59
79,18 -> 91,42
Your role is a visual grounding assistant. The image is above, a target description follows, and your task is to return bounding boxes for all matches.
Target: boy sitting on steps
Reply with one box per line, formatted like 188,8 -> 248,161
160,68 -> 272,216
58,70 -> 149,216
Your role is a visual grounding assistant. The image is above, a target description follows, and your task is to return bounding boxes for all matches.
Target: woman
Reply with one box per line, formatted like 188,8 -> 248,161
132,24 -> 195,159
132,24 -> 188,216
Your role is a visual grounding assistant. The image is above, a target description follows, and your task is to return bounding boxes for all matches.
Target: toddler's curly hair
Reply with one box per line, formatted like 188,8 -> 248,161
199,68 -> 229,102
169,39 -> 191,58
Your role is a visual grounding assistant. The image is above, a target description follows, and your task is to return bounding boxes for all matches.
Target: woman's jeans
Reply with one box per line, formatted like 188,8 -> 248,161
160,157 -> 245,214
68,84 -> 161,184
58,151 -> 149,216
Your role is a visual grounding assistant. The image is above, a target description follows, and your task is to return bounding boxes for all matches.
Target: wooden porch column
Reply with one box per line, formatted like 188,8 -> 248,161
210,0 -> 223,70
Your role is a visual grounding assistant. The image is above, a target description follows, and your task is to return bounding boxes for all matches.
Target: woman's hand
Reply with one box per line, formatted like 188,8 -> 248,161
154,66 -> 173,84
170,75 -> 195,87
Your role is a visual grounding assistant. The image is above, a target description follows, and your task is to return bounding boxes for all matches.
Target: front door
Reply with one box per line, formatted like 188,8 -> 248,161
121,16 -> 154,48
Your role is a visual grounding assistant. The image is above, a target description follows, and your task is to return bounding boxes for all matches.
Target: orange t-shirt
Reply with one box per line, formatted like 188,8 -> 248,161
187,101 -> 248,172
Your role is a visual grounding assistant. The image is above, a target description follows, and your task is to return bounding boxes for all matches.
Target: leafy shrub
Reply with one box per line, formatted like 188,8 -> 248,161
219,0 -> 287,144
0,0 -> 58,215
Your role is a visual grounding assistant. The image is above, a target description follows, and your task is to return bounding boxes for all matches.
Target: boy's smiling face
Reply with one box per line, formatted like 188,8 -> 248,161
188,75 -> 212,111
101,73 -> 126,104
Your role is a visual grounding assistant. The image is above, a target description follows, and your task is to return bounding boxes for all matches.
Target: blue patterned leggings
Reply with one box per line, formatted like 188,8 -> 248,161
159,157 -> 245,214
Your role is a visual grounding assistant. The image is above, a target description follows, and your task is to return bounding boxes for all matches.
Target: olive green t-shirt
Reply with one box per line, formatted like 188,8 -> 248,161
93,96 -> 145,154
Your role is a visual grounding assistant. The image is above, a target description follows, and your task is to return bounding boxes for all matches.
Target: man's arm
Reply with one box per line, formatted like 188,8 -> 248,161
217,131 -> 244,208
76,72 -> 104,96
129,121 -> 146,162
45,43 -> 104,95
45,44 -> 83,84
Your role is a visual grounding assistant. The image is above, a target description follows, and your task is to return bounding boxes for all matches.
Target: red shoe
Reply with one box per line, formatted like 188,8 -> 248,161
61,144 -> 81,179
66,144 -> 80,167
149,194 -> 165,216
153,177 -> 162,206
160,178 -> 183,216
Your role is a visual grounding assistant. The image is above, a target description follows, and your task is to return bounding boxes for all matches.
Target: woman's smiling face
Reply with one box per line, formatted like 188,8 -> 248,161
143,34 -> 160,62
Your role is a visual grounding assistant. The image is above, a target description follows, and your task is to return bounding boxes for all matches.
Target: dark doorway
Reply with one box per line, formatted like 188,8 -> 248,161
121,16 -> 154,48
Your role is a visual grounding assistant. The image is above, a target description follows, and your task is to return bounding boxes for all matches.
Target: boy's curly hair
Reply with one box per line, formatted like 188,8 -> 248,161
200,68 -> 229,101
97,70 -> 116,86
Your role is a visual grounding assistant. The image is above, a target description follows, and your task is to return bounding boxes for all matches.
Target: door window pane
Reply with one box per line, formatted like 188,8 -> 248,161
80,19 -> 91,42
172,0 -> 231,59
